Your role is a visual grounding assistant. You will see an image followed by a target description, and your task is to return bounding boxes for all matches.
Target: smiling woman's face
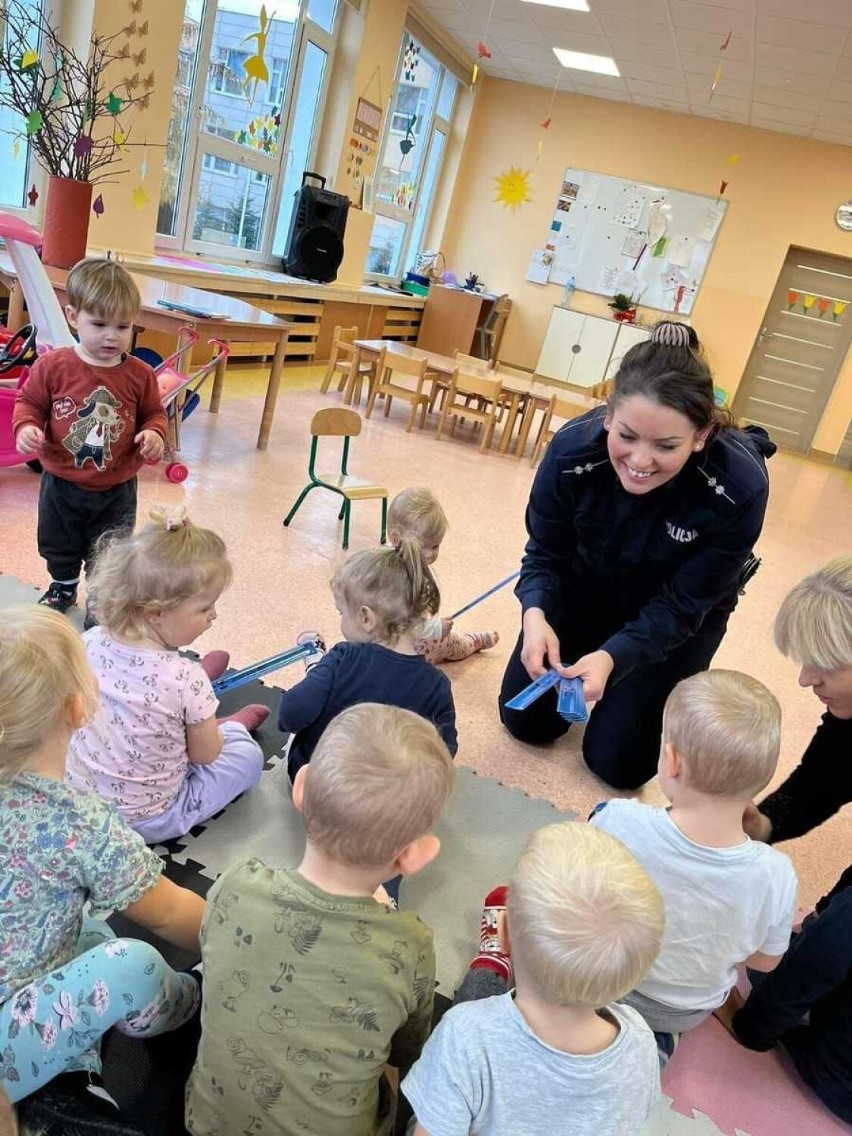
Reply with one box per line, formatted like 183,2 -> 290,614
797,663 -> 852,719
605,395 -> 709,495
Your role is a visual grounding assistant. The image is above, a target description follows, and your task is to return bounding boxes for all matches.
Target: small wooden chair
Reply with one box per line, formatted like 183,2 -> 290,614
478,293 -> 512,365
365,353 -> 432,432
436,367 -> 503,452
320,325 -> 358,395
530,393 -> 591,466
283,408 -> 387,549
588,379 -> 612,403
344,344 -> 387,407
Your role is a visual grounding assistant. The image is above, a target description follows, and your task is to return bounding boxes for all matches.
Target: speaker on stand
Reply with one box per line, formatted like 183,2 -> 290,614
281,171 -> 349,284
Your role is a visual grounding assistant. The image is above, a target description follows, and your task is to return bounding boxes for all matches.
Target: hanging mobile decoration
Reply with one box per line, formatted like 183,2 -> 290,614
19,48 -> 39,71
11,138 -> 20,159
472,0 -> 497,86
399,115 -> 416,160
106,91 -> 123,114
131,184 -> 149,210
241,5 -> 272,104
535,70 -> 560,164
25,110 -> 42,133
27,184 -> 38,207
73,133 -> 93,157
403,39 -> 421,83
494,165 -> 532,212
709,28 -> 732,100
92,194 -> 105,218
139,137 -> 149,181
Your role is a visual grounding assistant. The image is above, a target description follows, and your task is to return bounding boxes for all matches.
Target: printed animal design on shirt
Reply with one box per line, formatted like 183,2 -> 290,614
378,940 -> 408,975
226,1037 -> 283,1112
219,969 -> 251,1012
62,386 -> 124,470
286,1046 -> 331,1066
310,1071 -> 333,1097
349,920 -> 372,945
288,913 -> 323,956
257,1005 -> 300,1033
329,996 -> 380,1032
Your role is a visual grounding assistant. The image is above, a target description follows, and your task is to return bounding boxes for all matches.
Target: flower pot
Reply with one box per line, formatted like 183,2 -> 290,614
612,309 -> 637,324
41,176 -> 92,269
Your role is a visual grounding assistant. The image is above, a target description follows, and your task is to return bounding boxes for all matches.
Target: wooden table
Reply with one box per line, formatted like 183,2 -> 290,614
352,339 -> 590,456
0,254 -> 293,450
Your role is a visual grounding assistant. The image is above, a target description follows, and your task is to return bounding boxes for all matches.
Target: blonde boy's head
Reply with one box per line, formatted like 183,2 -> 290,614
507,822 -> 663,1007
66,257 -> 141,321
300,703 -> 454,866
663,669 -> 781,797
0,606 -> 98,782
387,487 -> 448,550
774,556 -> 852,673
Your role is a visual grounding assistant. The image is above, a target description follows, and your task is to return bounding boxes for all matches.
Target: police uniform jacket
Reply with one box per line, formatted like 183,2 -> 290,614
516,406 -> 775,684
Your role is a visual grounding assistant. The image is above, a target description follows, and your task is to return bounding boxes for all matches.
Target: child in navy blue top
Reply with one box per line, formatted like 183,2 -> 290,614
279,538 -> 458,781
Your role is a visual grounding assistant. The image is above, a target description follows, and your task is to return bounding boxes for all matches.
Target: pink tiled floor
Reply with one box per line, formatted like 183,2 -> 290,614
3,364 -> 851,906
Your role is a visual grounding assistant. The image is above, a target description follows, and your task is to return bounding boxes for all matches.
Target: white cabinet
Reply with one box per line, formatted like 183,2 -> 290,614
535,307 -> 651,390
605,322 -> 651,380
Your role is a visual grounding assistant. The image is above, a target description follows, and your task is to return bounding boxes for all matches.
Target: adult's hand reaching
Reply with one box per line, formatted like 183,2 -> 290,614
521,608 -> 568,679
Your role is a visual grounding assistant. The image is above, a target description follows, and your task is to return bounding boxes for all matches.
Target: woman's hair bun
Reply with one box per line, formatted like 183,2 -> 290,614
651,321 -> 692,349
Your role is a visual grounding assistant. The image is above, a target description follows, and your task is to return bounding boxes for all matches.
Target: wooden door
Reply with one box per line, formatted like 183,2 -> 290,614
732,248 -> 852,452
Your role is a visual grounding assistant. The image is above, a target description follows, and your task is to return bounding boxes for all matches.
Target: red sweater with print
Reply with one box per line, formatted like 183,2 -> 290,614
13,348 -> 167,490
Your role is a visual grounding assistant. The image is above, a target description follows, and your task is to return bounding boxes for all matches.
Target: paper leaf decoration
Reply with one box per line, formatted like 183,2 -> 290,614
93,194 -> 105,218
19,49 -> 39,71
106,91 -> 123,115
471,62 -> 479,86
50,79 -> 62,102
11,138 -> 20,159
73,134 -> 93,157
477,41 -> 491,60
27,184 -> 38,207
494,165 -> 531,211
132,185 -> 149,210
25,111 -> 42,134
113,130 -> 128,151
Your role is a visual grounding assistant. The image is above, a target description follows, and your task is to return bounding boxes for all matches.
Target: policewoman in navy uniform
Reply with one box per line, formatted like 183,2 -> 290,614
499,320 -> 776,790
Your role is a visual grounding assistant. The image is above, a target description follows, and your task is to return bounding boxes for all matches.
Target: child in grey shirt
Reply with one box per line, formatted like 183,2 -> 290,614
402,822 -> 664,1136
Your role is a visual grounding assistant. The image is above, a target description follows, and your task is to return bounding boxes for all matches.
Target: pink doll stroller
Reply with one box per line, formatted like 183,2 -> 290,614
152,327 -> 229,483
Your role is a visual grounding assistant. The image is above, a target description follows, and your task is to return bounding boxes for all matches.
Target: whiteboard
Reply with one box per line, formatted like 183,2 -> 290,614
543,168 -> 727,316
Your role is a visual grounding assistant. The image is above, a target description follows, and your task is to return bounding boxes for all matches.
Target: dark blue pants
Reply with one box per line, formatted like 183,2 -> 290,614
498,605 -> 731,790
37,473 -> 137,582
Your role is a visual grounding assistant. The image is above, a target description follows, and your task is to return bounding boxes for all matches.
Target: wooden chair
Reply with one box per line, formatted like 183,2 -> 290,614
365,353 -> 432,432
283,408 -> 387,549
320,325 -> 358,395
530,393 -> 591,466
478,294 -> 512,365
344,344 -> 387,407
588,379 -> 612,402
436,367 -> 503,452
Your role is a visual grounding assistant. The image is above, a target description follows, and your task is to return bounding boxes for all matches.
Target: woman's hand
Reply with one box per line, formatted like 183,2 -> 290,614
564,650 -> 614,703
521,608 -> 566,679
742,802 -> 773,843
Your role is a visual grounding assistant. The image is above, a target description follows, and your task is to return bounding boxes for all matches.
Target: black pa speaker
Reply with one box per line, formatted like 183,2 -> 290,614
281,171 -> 349,284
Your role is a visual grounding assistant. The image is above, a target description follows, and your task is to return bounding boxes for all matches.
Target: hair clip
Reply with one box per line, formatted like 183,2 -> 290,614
652,321 -> 690,348
164,505 -> 189,531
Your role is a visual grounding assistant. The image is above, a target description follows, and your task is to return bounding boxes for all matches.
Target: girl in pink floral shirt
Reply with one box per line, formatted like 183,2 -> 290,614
66,509 -> 267,843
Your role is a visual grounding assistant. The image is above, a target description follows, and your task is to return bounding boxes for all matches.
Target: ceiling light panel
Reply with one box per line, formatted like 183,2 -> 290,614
553,47 -> 621,75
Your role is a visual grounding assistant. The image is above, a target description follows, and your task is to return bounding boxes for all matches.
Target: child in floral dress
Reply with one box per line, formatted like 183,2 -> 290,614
0,605 -> 204,1120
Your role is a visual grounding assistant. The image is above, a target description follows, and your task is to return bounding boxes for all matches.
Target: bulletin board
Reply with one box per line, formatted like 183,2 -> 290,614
541,168 -> 728,316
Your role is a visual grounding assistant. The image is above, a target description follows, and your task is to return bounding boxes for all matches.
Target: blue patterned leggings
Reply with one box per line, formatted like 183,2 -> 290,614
0,916 -> 200,1104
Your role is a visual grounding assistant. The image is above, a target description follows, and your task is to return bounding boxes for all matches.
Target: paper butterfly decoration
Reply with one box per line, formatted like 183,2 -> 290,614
27,184 -> 38,207
93,194 -> 105,218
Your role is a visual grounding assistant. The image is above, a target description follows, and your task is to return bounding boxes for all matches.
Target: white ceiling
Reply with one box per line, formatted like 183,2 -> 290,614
417,0 -> 852,146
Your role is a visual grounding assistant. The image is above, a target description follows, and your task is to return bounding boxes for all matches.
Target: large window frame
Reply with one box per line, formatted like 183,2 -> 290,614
364,29 -> 459,283
157,0 -> 337,266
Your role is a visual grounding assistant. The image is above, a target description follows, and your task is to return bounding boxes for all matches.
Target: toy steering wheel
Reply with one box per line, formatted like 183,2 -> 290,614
0,324 -> 37,373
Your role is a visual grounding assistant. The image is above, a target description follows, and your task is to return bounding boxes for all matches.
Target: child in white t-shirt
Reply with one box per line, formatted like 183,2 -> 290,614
591,669 -> 798,1058
402,822 -> 664,1136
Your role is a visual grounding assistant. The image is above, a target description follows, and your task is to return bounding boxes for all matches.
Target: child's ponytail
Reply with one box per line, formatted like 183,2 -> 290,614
395,535 -> 441,621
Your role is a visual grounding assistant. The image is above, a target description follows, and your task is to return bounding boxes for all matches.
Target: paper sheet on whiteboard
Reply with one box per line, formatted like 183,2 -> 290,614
598,265 -> 621,294
526,250 -> 551,285
613,187 -> 645,228
696,205 -> 724,242
668,235 -> 693,268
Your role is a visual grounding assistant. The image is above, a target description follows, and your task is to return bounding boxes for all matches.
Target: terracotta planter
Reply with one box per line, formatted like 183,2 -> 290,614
41,176 -> 92,269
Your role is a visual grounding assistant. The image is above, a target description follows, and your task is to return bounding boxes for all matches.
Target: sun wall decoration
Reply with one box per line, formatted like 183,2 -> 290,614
494,165 -> 531,212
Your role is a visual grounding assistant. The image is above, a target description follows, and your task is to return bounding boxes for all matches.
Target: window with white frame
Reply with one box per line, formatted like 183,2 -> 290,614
158,0 -> 336,261
365,31 -> 458,280
0,1 -> 44,211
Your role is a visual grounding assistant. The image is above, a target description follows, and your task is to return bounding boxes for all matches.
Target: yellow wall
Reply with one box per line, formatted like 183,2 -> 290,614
441,79 -> 852,456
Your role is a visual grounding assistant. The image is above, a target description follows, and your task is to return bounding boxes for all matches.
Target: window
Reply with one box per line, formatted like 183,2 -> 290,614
158,0 -> 337,263
366,33 -> 459,279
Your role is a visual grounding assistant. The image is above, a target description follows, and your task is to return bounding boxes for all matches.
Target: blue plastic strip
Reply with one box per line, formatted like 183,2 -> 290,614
557,677 -> 588,723
449,571 -> 520,622
213,642 -> 319,694
504,668 -> 561,711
